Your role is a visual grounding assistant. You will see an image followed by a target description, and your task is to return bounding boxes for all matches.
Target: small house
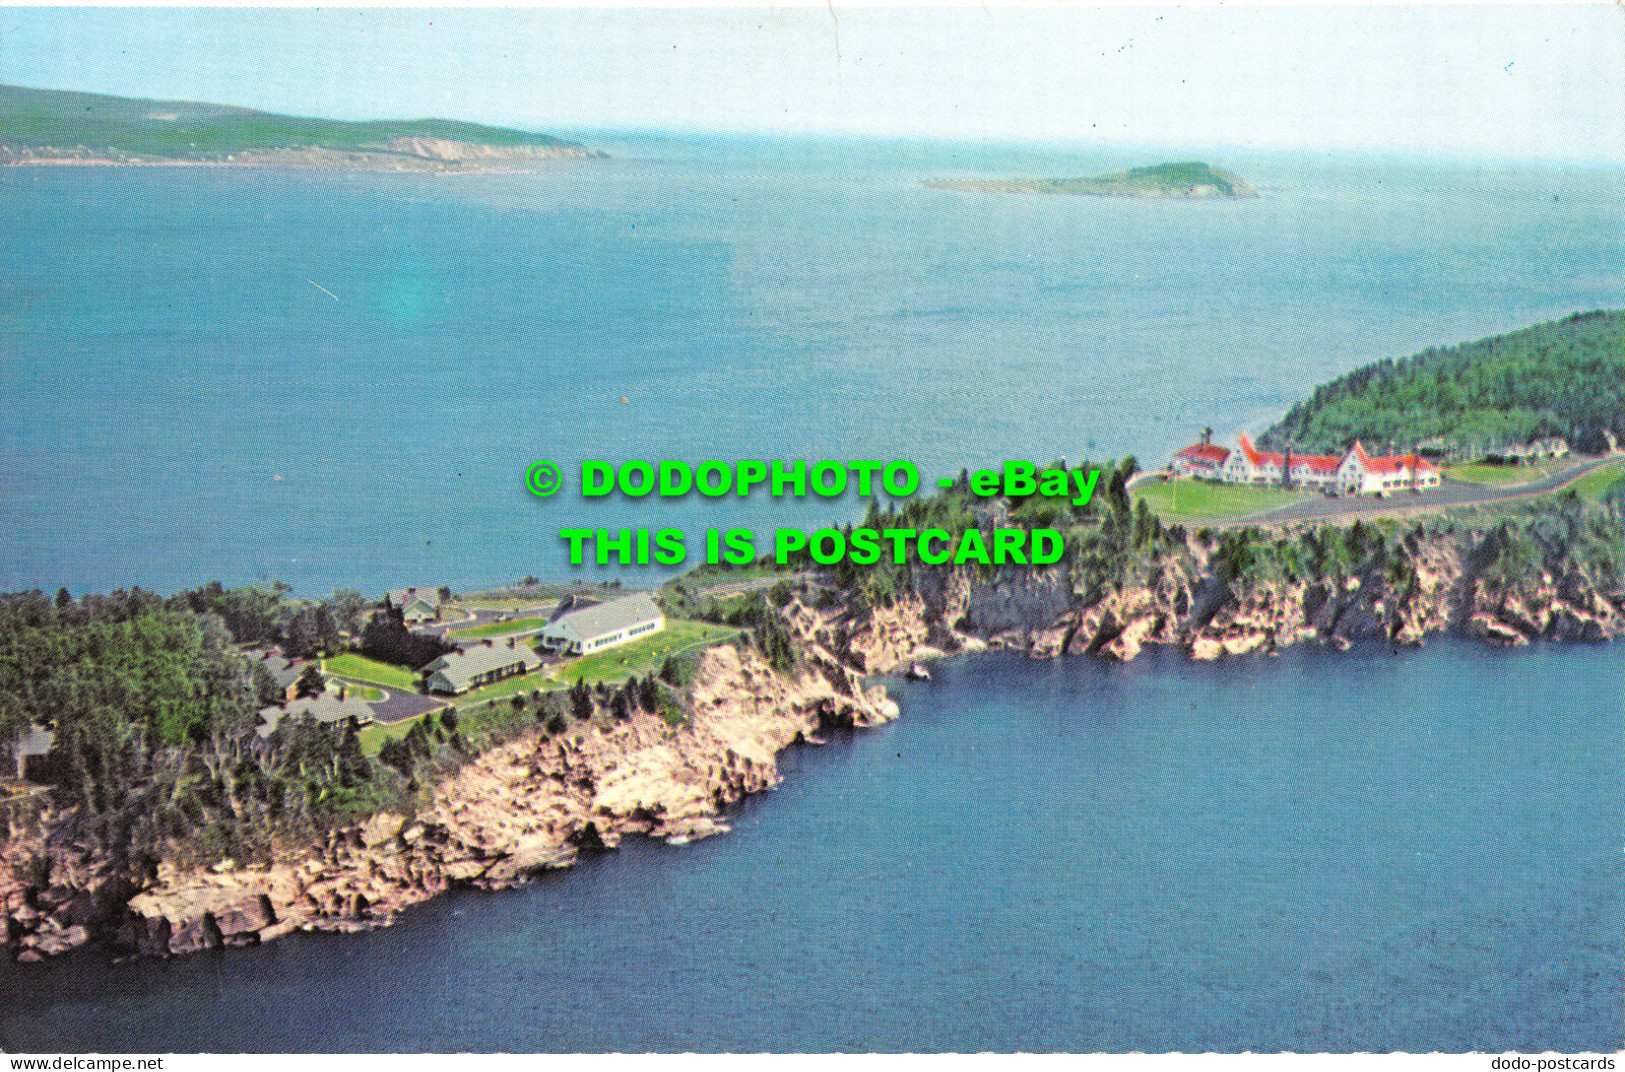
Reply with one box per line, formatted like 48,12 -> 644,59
387,587 -> 441,624
8,724 -> 56,781
256,682 -> 375,739
420,640 -> 537,695
252,649 -> 306,701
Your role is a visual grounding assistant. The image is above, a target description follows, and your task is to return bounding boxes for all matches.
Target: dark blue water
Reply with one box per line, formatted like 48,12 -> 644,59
3,141 -> 1622,596
4,641 -> 1619,1053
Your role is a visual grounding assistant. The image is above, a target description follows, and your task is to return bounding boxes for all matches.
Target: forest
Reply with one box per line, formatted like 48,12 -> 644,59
1260,311 -> 1625,454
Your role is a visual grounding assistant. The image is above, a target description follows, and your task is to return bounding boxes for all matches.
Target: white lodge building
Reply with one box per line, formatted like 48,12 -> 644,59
539,593 -> 665,657
1172,433 -> 1441,495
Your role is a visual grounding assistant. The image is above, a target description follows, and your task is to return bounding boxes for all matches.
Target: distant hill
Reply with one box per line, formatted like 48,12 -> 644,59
924,161 -> 1255,199
1260,310 -> 1625,455
0,84 -> 603,170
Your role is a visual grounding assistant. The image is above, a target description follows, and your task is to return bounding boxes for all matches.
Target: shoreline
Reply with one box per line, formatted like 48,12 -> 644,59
0,146 -> 609,174
2,641 -> 899,962
3,558 -> 1618,964
7,499 -> 1625,964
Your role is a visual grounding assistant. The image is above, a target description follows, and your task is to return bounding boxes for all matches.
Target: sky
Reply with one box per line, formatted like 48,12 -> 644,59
1,5 -> 1623,164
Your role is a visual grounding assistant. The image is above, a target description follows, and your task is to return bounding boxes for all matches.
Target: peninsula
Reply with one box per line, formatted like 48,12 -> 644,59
3,312 -> 1623,964
924,161 -> 1255,198
0,84 -> 605,171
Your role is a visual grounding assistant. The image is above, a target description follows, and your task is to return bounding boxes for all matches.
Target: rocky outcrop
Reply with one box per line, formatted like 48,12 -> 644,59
835,532 -> 1624,668
8,530 -> 1619,964
2,645 -> 897,961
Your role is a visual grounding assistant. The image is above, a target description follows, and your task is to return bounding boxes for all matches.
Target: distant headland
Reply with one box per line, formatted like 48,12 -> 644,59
924,161 -> 1255,199
0,84 -> 606,171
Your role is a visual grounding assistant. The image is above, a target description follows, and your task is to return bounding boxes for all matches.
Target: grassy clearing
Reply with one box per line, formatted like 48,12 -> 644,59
449,616 -> 552,640
553,620 -> 737,687
324,653 -> 419,691
1443,457 -> 1570,487
357,721 -> 405,756
350,620 -> 736,755
1134,479 -> 1308,522
1566,459 -> 1625,501
452,668 -> 560,710
356,700 -> 528,756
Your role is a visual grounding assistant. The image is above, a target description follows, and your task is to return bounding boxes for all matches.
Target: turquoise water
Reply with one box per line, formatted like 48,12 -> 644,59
2,640 -> 1619,1052
2,140 -> 1622,596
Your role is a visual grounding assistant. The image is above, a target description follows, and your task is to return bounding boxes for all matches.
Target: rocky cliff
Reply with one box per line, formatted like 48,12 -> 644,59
7,525 -> 1619,964
2,644 -> 895,961
818,527 -> 1625,669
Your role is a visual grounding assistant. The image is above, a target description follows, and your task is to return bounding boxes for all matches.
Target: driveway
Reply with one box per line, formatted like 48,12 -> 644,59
365,687 -> 452,725
1233,453 -> 1620,528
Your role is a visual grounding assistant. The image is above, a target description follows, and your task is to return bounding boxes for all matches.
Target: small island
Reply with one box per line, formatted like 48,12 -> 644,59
0,84 -> 605,171
924,161 -> 1255,199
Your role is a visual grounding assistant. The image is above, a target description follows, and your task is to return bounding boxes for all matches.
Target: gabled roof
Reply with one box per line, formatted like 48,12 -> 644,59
258,690 -> 374,734
541,593 -> 663,643
252,649 -> 305,689
1235,434 -> 1285,468
422,642 -> 536,682
11,723 -> 55,758
1291,453 -> 1344,474
1367,453 -> 1436,474
1176,443 -> 1229,464
1346,441 -> 1437,474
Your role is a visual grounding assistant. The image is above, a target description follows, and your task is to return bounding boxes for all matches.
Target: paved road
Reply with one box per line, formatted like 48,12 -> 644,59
416,607 -> 527,636
365,688 -> 450,725
1233,453 -> 1620,528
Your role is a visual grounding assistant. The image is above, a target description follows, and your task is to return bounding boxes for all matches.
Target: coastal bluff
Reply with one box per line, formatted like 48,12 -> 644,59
6,518 -> 1622,962
0,83 -> 605,172
6,516 -> 1618,961
2,645 -> 895,960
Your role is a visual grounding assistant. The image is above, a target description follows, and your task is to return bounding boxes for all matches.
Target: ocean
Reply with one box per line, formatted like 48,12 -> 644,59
2,139 -> 1623,1052
2,640 -> 1619,1052
2,139 -> 1622,597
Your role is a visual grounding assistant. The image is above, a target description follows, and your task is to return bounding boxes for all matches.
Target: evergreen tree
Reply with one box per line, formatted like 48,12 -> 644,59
570,679 -> 594,720
294,663 -> 326,698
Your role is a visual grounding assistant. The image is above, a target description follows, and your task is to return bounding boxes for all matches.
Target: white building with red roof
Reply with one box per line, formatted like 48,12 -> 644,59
1336,441 -> 1442,495
1170,438 -> 1231,479
1169,433 -> 1441,496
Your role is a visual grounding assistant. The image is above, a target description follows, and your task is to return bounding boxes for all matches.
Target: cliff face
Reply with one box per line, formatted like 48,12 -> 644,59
837,530 -> 1625,667
2,645 -> 895,962
8,529 -> 1620,964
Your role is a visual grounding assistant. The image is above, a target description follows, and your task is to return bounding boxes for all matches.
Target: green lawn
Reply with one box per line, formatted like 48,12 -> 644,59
552,620 -> 738,686
1443,457 -> 1570,488
357,720 -> 409,756
449,615 -> 552,640
324,653 -> 420,691
452,668 -> 560,709
351,619 -> 737,754
357,677 -> 559,756
1567,458 -> 1625,501
1134,479 -> 1309,523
